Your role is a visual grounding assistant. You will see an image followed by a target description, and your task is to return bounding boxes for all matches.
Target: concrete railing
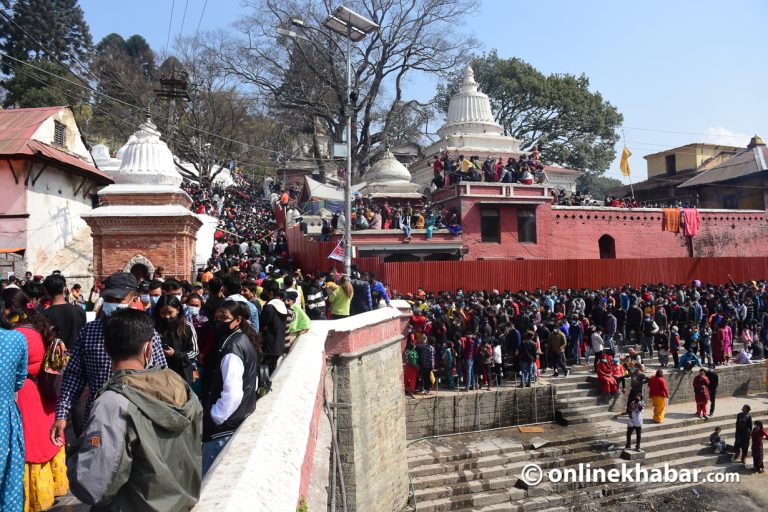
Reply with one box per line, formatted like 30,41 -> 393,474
193,324 -> 329,512
194,305 -> 408,512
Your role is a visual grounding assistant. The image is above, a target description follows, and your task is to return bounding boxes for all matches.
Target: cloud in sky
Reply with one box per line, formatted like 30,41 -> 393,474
702,127 -> 750,147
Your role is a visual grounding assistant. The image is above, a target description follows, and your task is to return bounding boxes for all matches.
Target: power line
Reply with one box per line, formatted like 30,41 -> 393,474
2,59 -> 282,173
194,0 -> 209,41
166,0 -> 176,53
0,51 -> 290,159
178,0 -> 189,38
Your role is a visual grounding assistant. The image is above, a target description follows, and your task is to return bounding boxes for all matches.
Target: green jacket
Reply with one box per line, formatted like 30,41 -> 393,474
68,367 -> 203,512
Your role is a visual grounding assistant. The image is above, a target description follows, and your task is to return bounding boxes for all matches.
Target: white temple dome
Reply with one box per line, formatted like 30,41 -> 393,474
114,119 -> 182,186
437,66 -> 505,139
91,144 -> 111,162
115,135 -> 136,160
365,149 -> 412,183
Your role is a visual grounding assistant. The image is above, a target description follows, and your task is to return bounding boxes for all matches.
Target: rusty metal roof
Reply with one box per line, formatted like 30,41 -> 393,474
0,106 -> 112,184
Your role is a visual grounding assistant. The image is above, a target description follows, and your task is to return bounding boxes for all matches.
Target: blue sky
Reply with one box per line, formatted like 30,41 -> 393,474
81,0 -> 767,183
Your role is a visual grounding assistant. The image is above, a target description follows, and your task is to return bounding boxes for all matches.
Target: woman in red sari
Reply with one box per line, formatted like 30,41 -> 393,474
2,289 -> 68,511
596,352 -> 617,396
711,324 -> 725,367
693,368 -> 710,419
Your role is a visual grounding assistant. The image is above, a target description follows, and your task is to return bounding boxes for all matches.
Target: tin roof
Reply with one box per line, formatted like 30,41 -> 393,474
0,106 -> 112,184
678,137 -> 768,188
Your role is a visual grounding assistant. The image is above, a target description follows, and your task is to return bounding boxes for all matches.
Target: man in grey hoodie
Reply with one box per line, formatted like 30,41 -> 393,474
68,308 -> 203,512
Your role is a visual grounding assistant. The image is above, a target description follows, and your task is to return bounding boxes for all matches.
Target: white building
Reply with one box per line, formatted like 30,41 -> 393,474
0,106 -> 113,285
410,66 -> 579,193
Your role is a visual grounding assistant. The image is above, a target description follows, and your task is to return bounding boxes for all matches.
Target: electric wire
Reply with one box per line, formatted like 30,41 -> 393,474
165,0 -> 177,53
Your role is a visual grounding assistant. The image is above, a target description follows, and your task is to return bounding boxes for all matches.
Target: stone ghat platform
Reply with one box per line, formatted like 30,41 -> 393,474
407,393 -> 768,512
405,360 -> 767,438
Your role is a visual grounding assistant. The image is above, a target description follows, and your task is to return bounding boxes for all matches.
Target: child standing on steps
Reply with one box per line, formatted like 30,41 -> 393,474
625,396 -> 644,451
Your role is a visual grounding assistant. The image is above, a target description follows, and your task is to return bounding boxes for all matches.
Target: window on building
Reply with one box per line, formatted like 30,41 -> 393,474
480,207 -> 500,243
53,121 -> 66,146
665,154 -> 676,176
517,208 -> 537,243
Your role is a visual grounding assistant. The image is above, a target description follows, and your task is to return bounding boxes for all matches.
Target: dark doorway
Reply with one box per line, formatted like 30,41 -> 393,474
598,235 -> 616,259
130,263 -> 150,282
384,253 -> 420,263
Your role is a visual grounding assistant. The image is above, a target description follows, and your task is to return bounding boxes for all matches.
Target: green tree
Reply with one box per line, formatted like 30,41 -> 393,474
0,0 -> 92,110
576,173 -> 625,200
1,58 -> 88,107
0,0 -> 92,73
88,33 -> 158,144
435,51 -> 622,175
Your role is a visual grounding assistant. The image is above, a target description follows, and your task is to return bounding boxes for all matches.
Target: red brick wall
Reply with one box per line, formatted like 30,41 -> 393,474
87,217 -> 201,281
459,203 -> 768,260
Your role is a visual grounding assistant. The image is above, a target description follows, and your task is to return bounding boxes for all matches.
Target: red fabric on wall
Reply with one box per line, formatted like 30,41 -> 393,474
682,208 -> 700,237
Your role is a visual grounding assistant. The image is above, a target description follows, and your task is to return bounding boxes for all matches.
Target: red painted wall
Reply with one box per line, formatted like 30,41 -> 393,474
458,203 -> 768,260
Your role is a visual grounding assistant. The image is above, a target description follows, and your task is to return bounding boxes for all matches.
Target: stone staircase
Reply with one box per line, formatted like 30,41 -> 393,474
551,374 -> 616,425
407,404 -> 768,512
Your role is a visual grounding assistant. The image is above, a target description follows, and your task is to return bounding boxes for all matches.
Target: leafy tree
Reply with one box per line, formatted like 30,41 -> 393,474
576,173 -> 625,199
1,58 -> 89,108
435,51 -> 622,175
0,0 -> 92,73
217,0 -> 478,175
0,0 -> 92,111
88,33 -> 158,144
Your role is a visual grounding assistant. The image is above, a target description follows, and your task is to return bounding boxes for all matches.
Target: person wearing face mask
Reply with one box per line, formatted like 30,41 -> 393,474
147,280 -> 163,313
201,301 -> 261,475
50,272 -> 167,449
153,295 -> 198,386
68,308 -> 202,511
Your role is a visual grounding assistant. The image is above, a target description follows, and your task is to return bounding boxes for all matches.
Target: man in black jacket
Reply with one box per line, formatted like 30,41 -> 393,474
517,332 -> 537,387
259,282 -> 288,373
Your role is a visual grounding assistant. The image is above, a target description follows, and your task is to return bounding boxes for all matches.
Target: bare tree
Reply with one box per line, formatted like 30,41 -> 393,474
215,0 -> 478,176
168,35 -> 289,189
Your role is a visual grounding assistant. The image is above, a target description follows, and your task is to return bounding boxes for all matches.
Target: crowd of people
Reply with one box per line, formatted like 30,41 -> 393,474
4,166 -> 768,510
429,150 -> 548,189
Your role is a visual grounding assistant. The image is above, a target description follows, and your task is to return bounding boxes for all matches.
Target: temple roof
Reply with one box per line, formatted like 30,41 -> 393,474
114,119 -> 182,187
437,66 -> 506,139
364,148 -> 412,183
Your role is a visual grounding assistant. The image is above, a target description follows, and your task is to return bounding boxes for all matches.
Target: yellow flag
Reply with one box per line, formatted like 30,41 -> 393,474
620,146 -> 631,177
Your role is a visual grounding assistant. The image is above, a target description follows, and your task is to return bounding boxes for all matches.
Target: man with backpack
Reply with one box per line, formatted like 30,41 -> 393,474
403,339 -> 419,398
414,335 -> 435,395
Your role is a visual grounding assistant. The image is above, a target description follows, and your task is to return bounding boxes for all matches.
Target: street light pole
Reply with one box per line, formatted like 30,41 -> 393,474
320,5 -> 379,276
344,26 -> 353,276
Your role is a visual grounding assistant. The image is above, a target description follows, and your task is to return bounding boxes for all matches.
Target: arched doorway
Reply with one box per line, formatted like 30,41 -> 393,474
130,263 -> 150,282
599,235 -> 616,259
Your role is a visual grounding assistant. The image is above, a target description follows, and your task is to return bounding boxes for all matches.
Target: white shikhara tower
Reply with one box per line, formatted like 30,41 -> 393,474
434,66 -> 521,155
411,66 -> 525,187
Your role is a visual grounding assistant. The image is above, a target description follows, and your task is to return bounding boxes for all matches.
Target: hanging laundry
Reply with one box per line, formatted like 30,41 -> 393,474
682,208 -> 700,237
662,208 -> 681,233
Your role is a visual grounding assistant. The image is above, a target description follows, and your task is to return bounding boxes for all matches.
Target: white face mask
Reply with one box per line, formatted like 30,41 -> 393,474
186,306 -> 200,317
175,294 -> 183,302
102,302 -> 129,317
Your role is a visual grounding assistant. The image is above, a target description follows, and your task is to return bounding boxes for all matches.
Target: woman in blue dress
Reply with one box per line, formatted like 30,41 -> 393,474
0,295 -> 28,512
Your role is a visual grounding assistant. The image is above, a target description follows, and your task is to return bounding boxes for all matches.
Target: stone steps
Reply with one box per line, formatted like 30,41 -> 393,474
409,407 -> 768,512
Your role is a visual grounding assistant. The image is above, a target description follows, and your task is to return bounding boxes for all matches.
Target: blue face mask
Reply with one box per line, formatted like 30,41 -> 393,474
150,295 -> 160,305
102,302 -> 128,317
140,294 -> 150,303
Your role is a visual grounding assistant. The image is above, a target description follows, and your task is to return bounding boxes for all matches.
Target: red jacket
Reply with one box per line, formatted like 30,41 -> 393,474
648,375 -> 669,398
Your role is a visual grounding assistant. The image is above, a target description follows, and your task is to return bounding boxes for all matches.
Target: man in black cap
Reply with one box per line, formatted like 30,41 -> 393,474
50,271 -> 168,446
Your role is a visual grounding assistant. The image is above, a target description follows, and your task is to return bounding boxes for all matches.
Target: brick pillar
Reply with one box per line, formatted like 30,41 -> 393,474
325,313 -> 410,512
